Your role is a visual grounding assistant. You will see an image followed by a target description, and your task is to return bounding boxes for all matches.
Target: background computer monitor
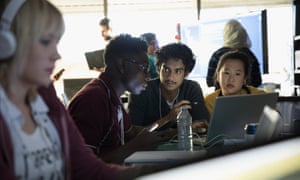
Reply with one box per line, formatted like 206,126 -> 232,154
179,9 -> 268,78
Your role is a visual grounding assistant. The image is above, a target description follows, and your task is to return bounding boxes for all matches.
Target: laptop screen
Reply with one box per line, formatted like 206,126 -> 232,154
85,49 -> 105,70
206,92 -> 278,144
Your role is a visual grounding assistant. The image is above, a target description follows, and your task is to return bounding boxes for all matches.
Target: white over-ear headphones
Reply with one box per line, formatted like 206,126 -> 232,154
0,0 -> 26,59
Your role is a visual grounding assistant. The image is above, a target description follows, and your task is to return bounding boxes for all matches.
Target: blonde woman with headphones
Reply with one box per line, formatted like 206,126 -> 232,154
0,0 -> 159,179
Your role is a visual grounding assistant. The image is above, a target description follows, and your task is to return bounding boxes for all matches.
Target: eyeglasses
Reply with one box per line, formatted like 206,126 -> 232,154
125,59 -> 150,74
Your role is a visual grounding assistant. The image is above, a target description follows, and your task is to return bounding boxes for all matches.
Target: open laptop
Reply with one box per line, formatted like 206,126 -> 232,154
85,49 -> 105,70
205,92 -> 278,145
63,78 -> 92,100
254,105 -> 282,144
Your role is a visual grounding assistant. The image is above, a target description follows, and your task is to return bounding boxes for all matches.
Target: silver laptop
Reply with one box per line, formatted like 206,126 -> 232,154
205,93 -> 278,145
85,49 -> 105,70
124,150 -> 207,165
254,105 -> 281,143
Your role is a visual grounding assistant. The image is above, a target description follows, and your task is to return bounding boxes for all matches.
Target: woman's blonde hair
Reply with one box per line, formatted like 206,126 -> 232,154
0,0 -> 64,94
223,19 -> 251,49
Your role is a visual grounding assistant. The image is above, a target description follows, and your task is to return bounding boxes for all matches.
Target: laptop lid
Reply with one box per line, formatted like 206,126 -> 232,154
205,92 -> 278,144
254,105 -> 281,144
85,49 -> 105,70
63,78 -> 92,100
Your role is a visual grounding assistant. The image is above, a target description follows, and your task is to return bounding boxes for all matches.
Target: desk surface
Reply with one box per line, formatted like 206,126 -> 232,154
124,136 -> 208,165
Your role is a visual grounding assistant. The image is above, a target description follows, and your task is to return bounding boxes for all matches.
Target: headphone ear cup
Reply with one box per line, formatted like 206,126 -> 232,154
0,29 -> 16,59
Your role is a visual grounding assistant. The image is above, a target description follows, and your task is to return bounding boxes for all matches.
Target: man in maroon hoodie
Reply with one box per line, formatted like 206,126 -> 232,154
68,34 -> 175,164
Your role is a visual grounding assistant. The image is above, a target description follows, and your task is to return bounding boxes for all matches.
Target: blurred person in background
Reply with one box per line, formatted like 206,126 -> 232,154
140,32 -> 159,79
206,19 -> 262,89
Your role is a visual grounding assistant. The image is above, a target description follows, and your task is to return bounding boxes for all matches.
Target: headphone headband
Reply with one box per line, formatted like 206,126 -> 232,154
0,0 -> 26,59
1,0 -> 26,30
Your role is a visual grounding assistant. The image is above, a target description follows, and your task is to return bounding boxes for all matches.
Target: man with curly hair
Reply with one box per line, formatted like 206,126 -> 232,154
128,43 -> 209,134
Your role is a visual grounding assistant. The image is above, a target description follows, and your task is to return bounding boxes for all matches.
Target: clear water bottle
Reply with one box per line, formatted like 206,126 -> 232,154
177,106 -> 193,151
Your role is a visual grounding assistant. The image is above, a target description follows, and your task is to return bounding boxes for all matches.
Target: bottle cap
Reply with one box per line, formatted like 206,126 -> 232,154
244,123 -> 258,134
